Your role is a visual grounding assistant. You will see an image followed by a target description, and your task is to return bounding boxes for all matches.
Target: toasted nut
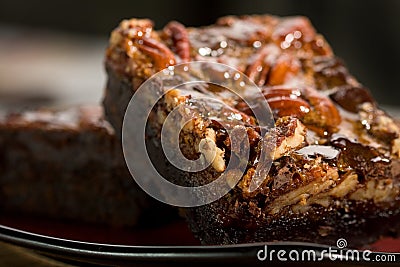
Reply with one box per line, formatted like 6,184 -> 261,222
245,45 -> 277,86
199,128 -> 226,172
115,18 -> 176,70
359,102 -> 399,145
268,54 -> 301,86
330,85 -> 374,113
303,87 -> 341,129
235,87 -> 311,119
272,117 -> 307,160
267,98 -> 310,119
136,38 -> 176,70
119,18 -> 154,38
263,87 -> 310,119
164,21 -> 190,62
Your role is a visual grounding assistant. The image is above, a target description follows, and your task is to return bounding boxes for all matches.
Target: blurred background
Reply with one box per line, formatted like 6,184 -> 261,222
0,0 -> 399,109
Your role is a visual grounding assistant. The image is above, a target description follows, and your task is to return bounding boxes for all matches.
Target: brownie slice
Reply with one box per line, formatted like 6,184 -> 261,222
0,105 -> 169,227
104,15 -> 400,247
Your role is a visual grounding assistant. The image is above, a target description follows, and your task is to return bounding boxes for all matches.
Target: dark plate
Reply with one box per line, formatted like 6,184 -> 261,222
0,216 -> 399,266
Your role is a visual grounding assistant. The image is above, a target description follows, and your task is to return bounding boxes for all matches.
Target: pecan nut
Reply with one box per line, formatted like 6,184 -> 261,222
245,46 -> 273,86
263,87 -> 310,119
135,38 -> 176,70
268,54 -> 301,86
236,87 -> 310,120
117,18 -> 176,70
163,21 -> 190,62
303,87 -> 341,130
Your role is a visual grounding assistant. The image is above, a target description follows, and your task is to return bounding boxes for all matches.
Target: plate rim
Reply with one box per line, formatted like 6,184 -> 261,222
1,224 -> 399,266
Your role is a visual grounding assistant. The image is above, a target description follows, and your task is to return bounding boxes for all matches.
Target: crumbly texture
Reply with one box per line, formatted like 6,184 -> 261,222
0,106 -> 172,227
104,15 -> 400,247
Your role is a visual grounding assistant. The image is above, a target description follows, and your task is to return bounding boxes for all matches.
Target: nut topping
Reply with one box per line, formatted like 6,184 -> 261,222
268,54 -> 301,86
262,87 -> 310,119
163,21 -> 190,62
245,45 -> 276,86
115,18 -> 176,71
199,128 -> 226,172
134,38 -> 176,70
235,87 -> 310,120
262,117 -> 307,161
245,48 -> 300,86
330,85 -> 374,113
303,87 -> 341,131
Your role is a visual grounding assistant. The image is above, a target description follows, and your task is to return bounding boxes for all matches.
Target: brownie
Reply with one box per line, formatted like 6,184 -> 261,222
0,105 -> 170,227
104,16 -> 335,137
103,15 -> 400,247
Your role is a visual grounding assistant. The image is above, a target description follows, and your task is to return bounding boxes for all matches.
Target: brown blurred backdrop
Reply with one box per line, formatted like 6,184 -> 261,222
0,0 -> 399,106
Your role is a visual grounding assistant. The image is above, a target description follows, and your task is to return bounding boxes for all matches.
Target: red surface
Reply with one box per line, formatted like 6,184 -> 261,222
368,237 -> 400,253
1,214 -> 400,252
0,214 -> 200,246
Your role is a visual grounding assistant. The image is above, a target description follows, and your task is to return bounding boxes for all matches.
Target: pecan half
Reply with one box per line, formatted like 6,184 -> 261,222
311,57 -> 351,90
303,87 -> 341,131
245,46 -> 272,86
263,87 -> 310,119
268,54 -> 301,86
135,38 -> 176,70
235,85 -> 340,134
235,87 -> 310,120
116,19 -> 176,71
329,85 -> 374,113
246,46 -> 301,86
163,21 -> 190,62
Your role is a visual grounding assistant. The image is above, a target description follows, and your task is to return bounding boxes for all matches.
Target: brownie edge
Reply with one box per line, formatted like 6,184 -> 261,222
0,105 -> 175,227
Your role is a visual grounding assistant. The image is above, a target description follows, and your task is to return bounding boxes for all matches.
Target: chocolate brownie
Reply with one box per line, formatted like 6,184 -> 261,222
0,105 -> 170,227
103,15 -> 400,247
